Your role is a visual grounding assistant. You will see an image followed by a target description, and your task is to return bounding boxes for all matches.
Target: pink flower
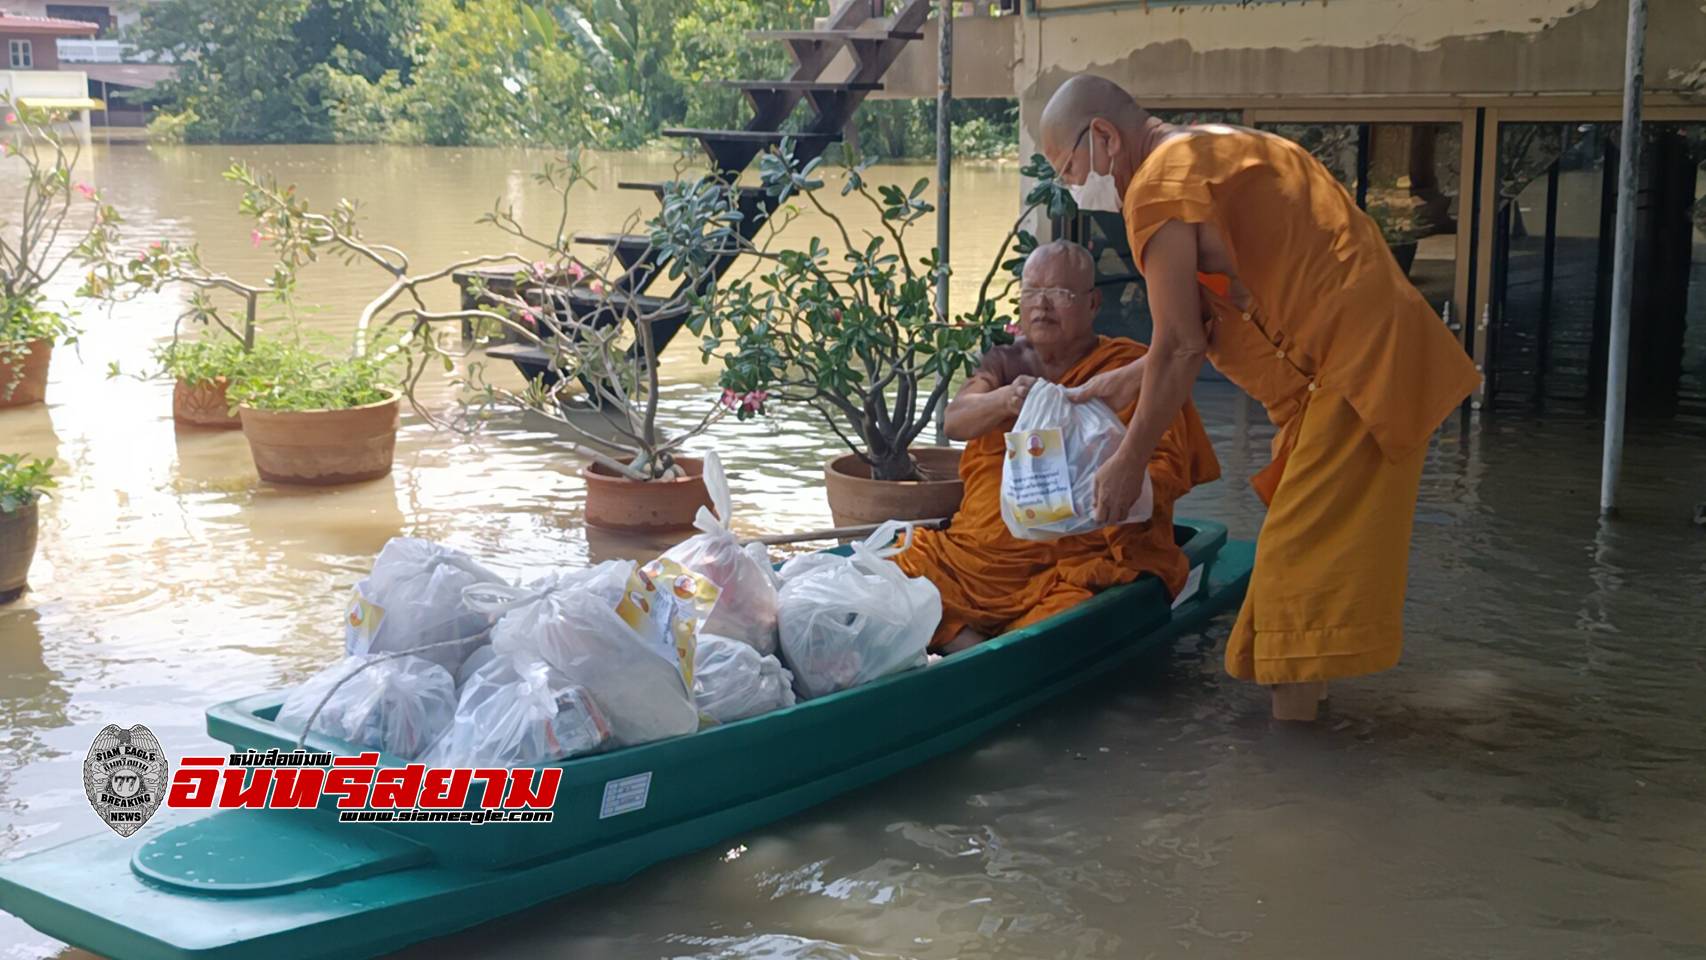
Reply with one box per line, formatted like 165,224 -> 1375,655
74,182 -> 95,199
589,279 -> 605,295
531,260 -> 549,278
149,241 -> 163,251
249,229 -> 265,248
720,388 -> 739,410
567,262 -> 585,281
4,113 -> 16,124
521,309 -> 538,324
741,390 -> 768,413
1004,322 -> 1021,336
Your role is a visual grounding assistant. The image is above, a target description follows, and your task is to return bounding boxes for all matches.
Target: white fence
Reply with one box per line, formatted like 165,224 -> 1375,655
56,39 -> 144,64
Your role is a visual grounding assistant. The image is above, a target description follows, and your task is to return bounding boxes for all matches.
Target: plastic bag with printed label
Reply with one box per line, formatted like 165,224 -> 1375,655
275,654 -> 457,760
777,522 -> 941,700
1000,381 -> 1152,541
655,452 -> 780,655
694,634 -> 796,723
344,538 -> 509,673
469,561 -> 699,747
422,658 -> 611,767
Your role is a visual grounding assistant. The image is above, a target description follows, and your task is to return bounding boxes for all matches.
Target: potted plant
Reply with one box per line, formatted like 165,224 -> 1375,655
0,454 -> 55,603
80,228 -> 305,429
226,338 -> 403,485
693,151 -> 1062,525
225,154 -> 734,520
0,99 -> 118,408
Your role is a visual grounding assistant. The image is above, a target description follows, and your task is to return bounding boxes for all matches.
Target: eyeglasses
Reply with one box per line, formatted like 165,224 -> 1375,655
1019,287 -> 1093,308
1058,124 -> 1091,181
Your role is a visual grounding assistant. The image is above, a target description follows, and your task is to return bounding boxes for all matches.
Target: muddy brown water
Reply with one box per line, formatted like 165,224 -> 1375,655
2,145 -> 1704,959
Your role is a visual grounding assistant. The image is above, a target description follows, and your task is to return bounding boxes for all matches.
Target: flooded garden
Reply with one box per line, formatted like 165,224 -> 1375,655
2,140 -> 1705,959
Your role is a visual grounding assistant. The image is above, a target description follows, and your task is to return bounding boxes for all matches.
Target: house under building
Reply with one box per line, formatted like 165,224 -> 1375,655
877,0 -> 1706,420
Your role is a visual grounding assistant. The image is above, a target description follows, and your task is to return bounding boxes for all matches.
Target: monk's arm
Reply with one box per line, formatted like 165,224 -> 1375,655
943,374 -> 1034,441
1144,412 -> 1200,511
1092,222 -> 1209,522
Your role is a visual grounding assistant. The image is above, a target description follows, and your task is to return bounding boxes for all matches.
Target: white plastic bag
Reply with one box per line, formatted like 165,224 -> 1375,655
655,452 -> 780,655
777,522 -> 940,700
344,538 -> 508,673
467,562 -> 699,747
454,644 -> 496,691
275,654 -> 457,760
694,634 -> 795,723
423,658 -> 611,767
1000,381 -> 1153,541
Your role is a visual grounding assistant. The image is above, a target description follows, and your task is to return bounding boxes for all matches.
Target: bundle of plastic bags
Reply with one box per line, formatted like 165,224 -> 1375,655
344,538 -> 508,673
777,522 -> 940,700
468,560 -> 701,747
421,658 -> 611,767
999,381 -> 1153,541
652,452 -> 780,655
275,654 -> 457,760
694,634 -> 795,723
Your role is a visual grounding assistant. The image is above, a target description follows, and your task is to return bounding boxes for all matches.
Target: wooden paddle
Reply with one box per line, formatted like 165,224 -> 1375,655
744,517 -> 952,547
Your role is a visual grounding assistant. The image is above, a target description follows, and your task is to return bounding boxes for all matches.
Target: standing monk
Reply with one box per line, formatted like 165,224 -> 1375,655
1038,76 -> 1481,721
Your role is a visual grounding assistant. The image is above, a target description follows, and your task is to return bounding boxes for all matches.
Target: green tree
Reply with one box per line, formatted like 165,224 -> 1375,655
410,0 -> 593,146
667,0 -> 818,132
131,0 -> 322,143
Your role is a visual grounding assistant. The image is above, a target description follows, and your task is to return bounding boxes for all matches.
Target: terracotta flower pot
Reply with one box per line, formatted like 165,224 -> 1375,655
173,377 -> 243,429
0,338 -> 51,409
823,446 -> 965,527
0,501 -> 40,604
238,391 -> 400,486
582,455 -> 714,532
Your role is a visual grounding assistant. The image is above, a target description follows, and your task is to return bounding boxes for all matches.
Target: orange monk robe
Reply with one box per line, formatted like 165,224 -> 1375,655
895,336 -> 1221,651
1123,127 -> 1483,685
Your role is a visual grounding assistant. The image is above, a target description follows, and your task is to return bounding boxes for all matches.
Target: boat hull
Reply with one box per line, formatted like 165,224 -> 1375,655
0,523 -> 1253,960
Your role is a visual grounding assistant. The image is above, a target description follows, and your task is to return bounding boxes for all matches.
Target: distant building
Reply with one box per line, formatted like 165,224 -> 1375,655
882,0 -> 1706,418
0,10 -> 105,144
2,3 -> 174,128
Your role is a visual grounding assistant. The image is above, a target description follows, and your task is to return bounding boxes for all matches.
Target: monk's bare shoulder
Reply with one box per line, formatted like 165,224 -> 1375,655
975,341 -> 1043,388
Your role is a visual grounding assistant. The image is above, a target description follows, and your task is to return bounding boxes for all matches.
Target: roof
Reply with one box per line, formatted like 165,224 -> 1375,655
0,13 -> 101,36
82,63 -> 177,89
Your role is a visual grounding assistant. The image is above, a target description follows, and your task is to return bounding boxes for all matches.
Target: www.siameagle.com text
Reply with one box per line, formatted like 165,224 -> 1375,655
338,809 -> 554,824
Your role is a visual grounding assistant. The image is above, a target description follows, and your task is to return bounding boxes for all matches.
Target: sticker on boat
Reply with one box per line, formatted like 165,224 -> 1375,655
599,771 -> 652,819
1171,565 -> 1204,610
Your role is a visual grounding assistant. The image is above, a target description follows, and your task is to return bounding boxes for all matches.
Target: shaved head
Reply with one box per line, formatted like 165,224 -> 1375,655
1024,239 -> 1095,290
1038,75 -> 1163,198
1040,74 -> 1148,148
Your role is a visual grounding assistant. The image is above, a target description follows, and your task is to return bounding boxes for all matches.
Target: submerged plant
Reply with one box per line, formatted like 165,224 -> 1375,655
691,151 -> 1068,482
222,152 -> 739,479
0,454 -> 55,513
0,98 -> 120,397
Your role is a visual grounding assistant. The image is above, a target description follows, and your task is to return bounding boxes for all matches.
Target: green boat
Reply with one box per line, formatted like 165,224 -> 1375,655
0,520 -> 1252,960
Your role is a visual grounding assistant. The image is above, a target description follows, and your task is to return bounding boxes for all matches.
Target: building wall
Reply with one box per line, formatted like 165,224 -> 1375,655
0,32 -> 63,70
880,0 -> 1706,106
4,1 -> 154,33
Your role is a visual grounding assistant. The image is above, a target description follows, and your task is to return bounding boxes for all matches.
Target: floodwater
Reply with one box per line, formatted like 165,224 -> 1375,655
3,144 -> 1706,959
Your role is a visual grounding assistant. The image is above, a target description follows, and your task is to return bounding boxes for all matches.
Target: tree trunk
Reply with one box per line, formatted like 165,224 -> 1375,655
868,447 -> 920,482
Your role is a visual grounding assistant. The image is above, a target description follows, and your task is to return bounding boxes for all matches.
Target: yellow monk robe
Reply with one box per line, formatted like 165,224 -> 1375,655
896,335 -> 1221,651
1123,127 -> 1483,684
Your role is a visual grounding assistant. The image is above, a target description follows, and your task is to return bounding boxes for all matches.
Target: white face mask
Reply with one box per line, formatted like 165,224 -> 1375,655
1067,129 -> 1123,214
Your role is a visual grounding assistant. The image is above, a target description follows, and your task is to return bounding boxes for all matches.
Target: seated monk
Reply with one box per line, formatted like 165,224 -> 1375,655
895,239 -> 1221,654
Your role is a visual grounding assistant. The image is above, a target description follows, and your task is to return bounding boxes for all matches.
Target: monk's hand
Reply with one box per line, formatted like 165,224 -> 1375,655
1066,358 -> 1143,409
1091,446 -> 1149,524
1004,375 -> 1037,415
